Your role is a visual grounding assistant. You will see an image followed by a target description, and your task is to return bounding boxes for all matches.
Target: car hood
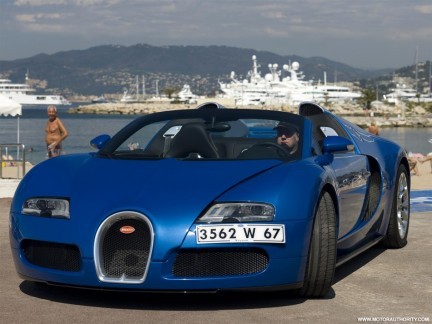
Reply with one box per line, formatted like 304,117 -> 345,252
13,154 -> 312,260
15,153 -> 283,224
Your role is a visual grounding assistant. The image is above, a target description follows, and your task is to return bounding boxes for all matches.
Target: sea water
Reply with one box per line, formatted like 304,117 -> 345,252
1,105 -> 135,165
1,105 -> 432,165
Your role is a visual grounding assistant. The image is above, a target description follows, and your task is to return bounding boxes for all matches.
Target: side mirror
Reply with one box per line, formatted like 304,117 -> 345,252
322,136 -> 354,154
90,134 -> 111,150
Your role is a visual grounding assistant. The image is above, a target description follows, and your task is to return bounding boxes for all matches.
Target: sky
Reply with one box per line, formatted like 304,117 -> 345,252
0,0 -> 432,69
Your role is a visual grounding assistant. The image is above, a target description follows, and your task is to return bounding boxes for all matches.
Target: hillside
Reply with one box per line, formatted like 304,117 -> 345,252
0,44 -> 397,97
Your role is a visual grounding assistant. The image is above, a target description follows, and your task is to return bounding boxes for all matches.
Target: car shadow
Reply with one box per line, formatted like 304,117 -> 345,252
18,246 -> 386,309
333,245 -> 386,284
19,281 -> 310,310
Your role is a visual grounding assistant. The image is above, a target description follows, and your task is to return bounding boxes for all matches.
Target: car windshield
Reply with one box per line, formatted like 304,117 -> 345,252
98,109 -> 304,161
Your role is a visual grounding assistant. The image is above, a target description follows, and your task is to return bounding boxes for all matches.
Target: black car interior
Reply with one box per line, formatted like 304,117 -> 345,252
164,123 -> 220,159
121,114 -> 303,160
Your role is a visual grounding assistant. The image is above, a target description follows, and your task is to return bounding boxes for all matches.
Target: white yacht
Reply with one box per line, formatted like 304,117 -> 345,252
120,90 -> 140,103
120,75 -> 142,103
219,55 -> 361,106
384,85 -> 420,104
0,75 -> 70,106
91,95 -> 108,103
176,84 -> 198,103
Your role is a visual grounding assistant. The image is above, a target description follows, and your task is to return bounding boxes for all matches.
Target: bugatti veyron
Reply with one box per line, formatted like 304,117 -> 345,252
9,102 -> 410,297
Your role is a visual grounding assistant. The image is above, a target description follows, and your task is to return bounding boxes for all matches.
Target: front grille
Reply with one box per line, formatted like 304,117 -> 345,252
173,248 -> 269,277
22,240 -> 81,271
95,212 -> 153,283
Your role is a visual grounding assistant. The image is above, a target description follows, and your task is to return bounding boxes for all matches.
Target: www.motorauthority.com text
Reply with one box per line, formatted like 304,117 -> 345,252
358,317 -> 430,322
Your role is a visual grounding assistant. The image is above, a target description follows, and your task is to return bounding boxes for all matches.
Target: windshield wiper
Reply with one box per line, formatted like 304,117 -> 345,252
97,151 -> 114,159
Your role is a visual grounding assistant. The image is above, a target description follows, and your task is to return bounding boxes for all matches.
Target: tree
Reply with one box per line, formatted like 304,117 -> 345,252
359,88 -> 376,110
162,86 -> 180,99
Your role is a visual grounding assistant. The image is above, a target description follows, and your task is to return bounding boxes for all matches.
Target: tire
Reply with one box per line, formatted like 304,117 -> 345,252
382,164 -> 410,248
299,191 -> 337,298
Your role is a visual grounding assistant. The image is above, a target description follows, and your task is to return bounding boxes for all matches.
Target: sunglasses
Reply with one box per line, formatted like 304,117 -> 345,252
277,129 -> 296,137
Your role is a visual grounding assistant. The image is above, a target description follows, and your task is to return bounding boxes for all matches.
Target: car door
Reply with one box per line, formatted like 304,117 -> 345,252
330,152 -> 370,238
319,126 -> 371,238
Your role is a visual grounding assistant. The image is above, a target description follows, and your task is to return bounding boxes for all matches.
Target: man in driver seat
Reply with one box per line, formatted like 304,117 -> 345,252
274,122 -> 300,155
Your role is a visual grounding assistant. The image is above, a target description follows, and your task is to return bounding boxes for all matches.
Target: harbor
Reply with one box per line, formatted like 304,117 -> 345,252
68,100 -> 432,129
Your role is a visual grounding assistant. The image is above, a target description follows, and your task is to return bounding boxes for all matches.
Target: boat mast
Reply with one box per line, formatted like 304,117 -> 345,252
136,75 -> 139,100
251,55 -> 261,83
429,57 -> 431,96
415,46 -> 419,93
252,55 -> 258,77
142,75 -> 146,99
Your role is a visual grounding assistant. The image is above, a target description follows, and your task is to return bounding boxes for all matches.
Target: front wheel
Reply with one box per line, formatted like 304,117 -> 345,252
382,164 -> 410,248
299,191 -> 337,298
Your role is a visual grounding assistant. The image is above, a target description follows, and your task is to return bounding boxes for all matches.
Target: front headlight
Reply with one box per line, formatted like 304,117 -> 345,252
197,203 -> 275,223
22,198 -> 70,219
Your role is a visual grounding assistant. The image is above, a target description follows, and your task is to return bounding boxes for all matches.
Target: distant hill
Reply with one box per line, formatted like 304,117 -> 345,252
0,44 -> 397,97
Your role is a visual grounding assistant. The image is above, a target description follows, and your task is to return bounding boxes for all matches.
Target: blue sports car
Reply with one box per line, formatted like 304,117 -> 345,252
9,102 -> 410,298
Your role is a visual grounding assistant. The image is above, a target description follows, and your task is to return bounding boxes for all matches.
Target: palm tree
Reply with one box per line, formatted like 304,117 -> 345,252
359,88 -> 376,110
162,86 -> 180,99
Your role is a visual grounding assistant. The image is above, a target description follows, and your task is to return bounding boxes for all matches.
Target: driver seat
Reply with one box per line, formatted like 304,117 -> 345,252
165,123 -> 220,158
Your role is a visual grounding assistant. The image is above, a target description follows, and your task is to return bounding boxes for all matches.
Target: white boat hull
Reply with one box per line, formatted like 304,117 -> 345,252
0,77 -> 70,106
4,93 -> 70,106
219,55 -> 361,106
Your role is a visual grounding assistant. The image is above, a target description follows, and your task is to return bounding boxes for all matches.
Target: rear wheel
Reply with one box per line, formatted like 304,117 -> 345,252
382,164 -> 410,248
299,191 -> 337,298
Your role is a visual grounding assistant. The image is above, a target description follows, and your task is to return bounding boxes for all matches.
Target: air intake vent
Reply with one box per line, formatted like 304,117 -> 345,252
22,240 -> 81,272
173,248 -> 268,277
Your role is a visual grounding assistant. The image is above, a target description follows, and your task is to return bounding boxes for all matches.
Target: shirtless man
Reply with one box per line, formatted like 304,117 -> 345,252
45,105 -> 68,158
368,121 -> 380,135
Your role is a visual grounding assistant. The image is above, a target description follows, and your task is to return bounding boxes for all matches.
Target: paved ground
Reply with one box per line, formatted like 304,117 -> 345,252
1,197 -> 431,324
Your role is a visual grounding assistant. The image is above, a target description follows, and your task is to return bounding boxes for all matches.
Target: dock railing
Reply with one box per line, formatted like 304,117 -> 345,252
0,144 -> 27,179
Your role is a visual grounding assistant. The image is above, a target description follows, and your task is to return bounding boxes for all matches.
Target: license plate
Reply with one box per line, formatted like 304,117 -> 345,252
196,224 -> 285,244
